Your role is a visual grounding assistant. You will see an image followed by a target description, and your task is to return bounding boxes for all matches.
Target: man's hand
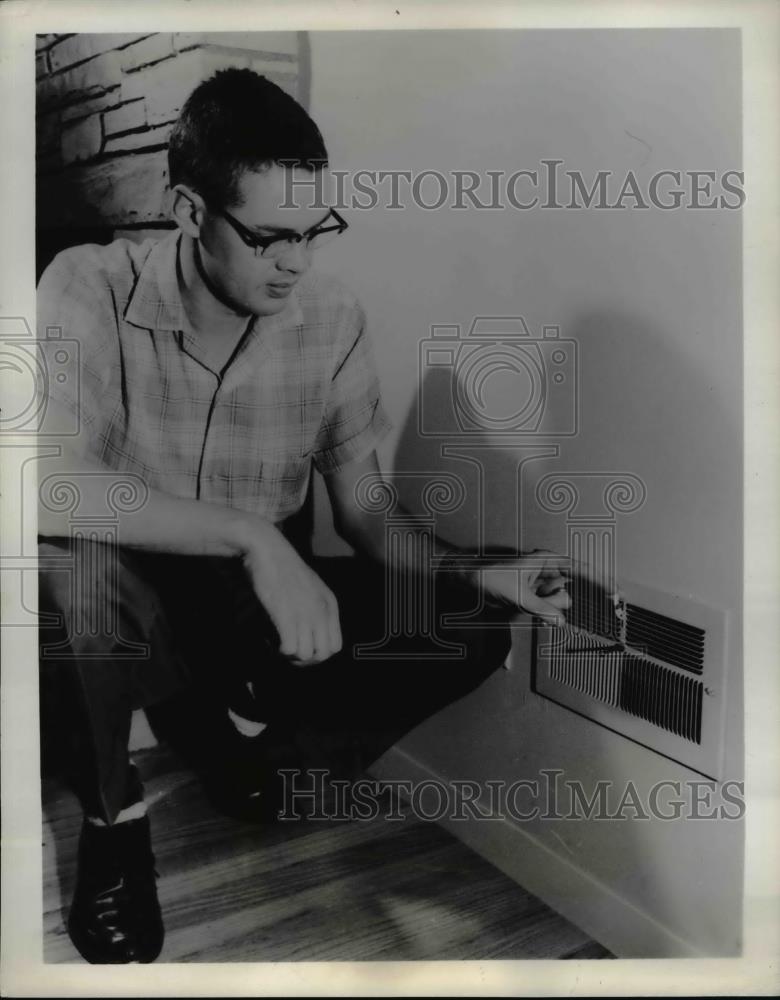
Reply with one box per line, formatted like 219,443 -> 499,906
479,549 -> 615,627
241,522 -> 342,666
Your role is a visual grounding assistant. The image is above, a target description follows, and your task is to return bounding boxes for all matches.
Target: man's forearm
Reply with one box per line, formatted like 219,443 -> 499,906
37,445 -> 258,558
37,443 -> 347,664
338,502 -> 475,585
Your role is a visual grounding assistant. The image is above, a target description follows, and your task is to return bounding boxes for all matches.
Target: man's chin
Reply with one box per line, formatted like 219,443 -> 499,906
250,294 -> 290,317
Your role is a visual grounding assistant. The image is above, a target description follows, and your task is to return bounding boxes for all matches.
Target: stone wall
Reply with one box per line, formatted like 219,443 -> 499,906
36,31 -> 308,276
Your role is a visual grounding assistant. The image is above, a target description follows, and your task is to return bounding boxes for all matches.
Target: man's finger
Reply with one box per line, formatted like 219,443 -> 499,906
530,551 -> 616,593
544,589 -> 571,611
295,620 -> 313,664
312,608 -> 332,664
536,574 -> 568,597
273,611 -> 298,658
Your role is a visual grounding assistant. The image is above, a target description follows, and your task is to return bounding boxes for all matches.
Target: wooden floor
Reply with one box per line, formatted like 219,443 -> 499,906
42,747 -> 614,963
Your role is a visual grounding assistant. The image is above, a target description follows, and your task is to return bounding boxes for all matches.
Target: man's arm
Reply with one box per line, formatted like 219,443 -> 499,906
38,404 -> 341,665
324,450 -> 612,627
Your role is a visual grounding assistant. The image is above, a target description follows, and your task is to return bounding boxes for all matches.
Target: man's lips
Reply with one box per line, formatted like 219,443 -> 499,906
266,281 -> 295,297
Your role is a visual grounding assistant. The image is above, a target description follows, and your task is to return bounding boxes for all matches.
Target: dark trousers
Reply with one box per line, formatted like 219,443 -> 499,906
38,537 -> 513,824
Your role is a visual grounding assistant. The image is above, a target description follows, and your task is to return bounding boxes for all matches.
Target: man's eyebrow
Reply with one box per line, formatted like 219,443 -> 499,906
247,211 -> 332,237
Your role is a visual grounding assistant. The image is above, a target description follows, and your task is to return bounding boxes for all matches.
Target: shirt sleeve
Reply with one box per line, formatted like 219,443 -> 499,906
36,248 -> 116,446
312,298 -> 393,474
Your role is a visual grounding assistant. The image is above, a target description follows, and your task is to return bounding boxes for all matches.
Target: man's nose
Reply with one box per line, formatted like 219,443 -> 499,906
275,240 -> 310,274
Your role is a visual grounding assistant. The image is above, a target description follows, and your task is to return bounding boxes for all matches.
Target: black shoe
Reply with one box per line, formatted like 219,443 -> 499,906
67,814 -> 164,964
204,720 -> 374,824
200,719 -> 297,823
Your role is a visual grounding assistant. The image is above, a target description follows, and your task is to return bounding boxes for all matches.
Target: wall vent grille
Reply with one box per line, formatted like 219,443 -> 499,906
548,643 -> 703,743
532,578 -> 728,779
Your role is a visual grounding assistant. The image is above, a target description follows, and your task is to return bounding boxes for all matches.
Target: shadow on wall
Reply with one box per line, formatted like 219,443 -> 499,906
392,307 -> 741,607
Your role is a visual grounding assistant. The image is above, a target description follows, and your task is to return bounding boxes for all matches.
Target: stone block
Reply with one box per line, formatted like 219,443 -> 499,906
61,113 -> 102,165
48,34 -> 149,73
36,34 -> 61,51
173,32 -> 206,52
37,149 -> 62,174
103,99 -> 147,135
201,32 -> 299,57
36,51 -> 49,79
142,50 -> 212,126
120,47 -> 203,115
120,34 -> 175,72
37,111 -> 62,153
38,150 -> 170,228
36,73 -> 62,108
38,50 -> 122,109
61,90 -> 121,123
103,123 -> 172,154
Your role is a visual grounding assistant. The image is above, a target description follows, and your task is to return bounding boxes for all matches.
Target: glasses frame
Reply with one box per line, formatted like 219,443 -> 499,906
216,205 -> 349,258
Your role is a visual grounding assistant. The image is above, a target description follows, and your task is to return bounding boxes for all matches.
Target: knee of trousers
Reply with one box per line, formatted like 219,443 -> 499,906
38,537 -> 169,660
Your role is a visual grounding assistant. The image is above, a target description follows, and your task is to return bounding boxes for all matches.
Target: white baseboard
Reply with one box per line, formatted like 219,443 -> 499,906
369,744 -> 704,959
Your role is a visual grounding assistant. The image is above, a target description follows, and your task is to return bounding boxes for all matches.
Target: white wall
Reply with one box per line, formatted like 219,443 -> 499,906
309,29 -> 742,956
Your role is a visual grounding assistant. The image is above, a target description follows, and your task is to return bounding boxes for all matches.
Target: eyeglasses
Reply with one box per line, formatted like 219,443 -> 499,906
216,206 -> 349,259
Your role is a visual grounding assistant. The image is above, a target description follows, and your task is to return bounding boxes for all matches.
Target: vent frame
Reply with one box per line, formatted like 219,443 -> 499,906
531,578 -> 730,780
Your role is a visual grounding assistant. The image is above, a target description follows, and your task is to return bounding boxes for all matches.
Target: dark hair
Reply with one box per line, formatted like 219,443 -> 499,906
167,68 -> 328,208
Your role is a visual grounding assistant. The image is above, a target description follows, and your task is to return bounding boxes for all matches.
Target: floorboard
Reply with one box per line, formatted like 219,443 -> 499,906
42,747 -> 614,963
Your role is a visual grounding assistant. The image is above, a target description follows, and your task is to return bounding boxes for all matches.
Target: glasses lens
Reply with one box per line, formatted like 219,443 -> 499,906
259,237 -> 296,259
306,228 -> 342,251
258,221 -> 345,258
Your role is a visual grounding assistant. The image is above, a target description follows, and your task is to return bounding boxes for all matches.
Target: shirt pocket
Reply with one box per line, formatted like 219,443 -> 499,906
256,454 -> 314,520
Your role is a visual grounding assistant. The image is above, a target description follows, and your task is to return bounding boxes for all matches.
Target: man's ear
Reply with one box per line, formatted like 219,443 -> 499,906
170,184 -> 206,237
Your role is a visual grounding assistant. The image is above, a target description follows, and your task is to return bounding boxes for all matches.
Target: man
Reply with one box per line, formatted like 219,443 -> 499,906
37,69 -> 581,964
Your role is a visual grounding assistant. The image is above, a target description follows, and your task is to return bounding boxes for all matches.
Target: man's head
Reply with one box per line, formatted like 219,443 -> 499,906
168,68 -> 337,317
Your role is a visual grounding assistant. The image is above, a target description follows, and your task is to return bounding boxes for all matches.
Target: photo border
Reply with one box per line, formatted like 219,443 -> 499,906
1,1 -> 777,995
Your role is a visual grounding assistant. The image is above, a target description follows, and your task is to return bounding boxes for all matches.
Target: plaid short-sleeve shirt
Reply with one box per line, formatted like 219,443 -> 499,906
36,230 -> 392,522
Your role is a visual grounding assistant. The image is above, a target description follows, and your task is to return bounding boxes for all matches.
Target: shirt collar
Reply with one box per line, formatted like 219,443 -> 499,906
123,229 -> 303,334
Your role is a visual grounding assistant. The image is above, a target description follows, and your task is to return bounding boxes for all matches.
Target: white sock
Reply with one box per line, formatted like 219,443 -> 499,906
87,800 -> 147,827
227,706 -> 268,738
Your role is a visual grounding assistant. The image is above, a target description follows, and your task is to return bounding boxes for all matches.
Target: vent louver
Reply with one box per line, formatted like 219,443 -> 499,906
532,578 -> 728,779
624,605 -> 705,675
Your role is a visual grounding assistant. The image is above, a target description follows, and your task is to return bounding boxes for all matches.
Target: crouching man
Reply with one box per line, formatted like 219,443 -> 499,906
37,69 -> 586,963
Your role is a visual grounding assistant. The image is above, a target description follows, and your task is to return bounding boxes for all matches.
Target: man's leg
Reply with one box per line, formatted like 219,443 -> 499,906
132,552 -> 305,821
136,551 -> 512,817
39,537 -> 189,963
207,554 -> 513,782
311,555 -> 514,766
